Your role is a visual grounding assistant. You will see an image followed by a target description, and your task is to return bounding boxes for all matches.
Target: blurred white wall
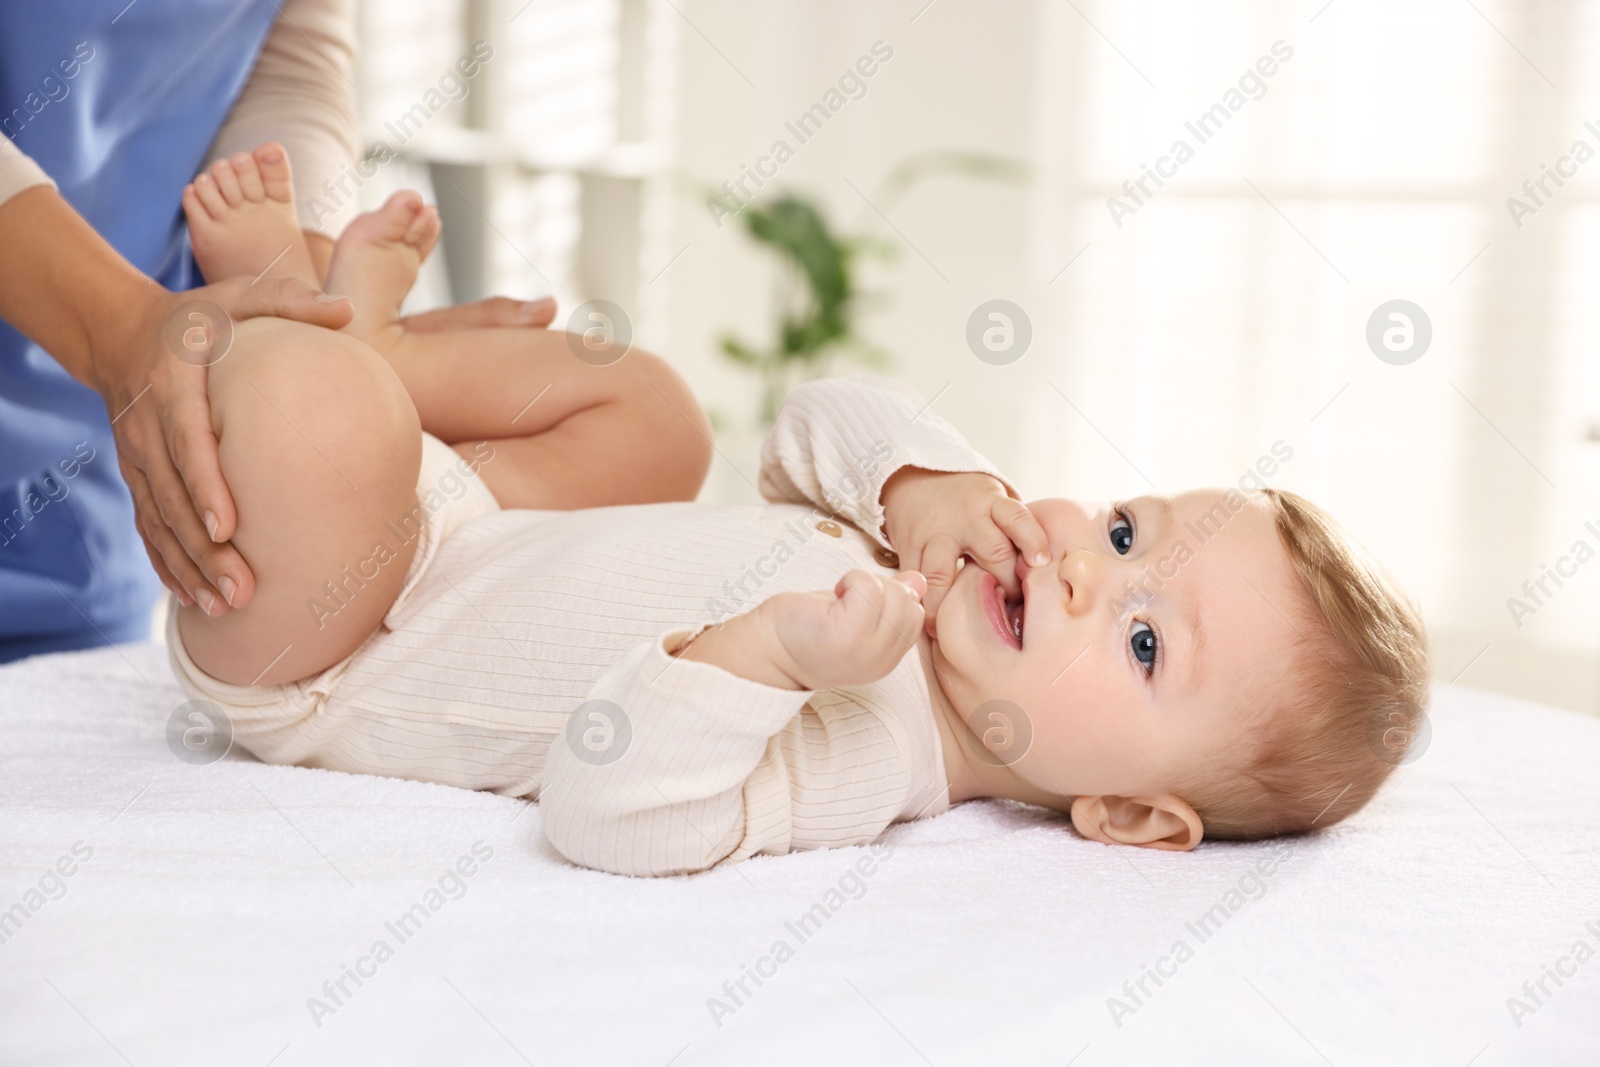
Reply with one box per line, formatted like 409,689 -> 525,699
361,0 -> 1600,714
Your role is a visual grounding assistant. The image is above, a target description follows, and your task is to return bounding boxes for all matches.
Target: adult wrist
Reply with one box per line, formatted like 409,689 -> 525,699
0,184 -> 157,393
83,272 -> 165,396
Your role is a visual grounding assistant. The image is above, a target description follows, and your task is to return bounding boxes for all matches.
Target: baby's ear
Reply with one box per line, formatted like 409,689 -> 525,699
1070,794 -> 1203,852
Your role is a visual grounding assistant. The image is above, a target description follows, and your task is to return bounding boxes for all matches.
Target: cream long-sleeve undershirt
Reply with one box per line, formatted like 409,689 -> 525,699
0,0 -> 358,234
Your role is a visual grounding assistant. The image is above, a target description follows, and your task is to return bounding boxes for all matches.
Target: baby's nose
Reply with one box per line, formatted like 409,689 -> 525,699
1060,551 -> 1103,613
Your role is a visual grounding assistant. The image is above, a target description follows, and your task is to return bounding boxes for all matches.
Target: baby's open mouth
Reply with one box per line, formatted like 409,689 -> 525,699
1004,592 -> 1025,645
981,569 -> 1025,650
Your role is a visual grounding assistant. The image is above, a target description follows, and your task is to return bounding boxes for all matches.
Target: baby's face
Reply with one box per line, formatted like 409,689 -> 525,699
927,489 -> 1304,799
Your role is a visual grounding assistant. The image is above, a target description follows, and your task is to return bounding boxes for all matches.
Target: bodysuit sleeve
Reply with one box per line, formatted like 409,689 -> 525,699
205,0 -> 360,236
757,375 -> 1022,551
539,626 -> 920,876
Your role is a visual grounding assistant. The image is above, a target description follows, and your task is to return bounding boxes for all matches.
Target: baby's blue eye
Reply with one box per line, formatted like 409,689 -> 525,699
1131,622 -> 1158,673
1109,511 -> 1134,555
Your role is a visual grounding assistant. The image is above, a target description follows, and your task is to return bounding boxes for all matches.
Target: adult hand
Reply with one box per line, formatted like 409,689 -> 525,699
96,276 -> 353,615
400,294 -> 556,333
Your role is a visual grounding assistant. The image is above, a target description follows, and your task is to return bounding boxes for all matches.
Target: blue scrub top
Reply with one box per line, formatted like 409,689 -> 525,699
0,0 -> 278,662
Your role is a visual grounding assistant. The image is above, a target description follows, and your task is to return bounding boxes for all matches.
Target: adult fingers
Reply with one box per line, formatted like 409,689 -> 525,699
213,274 -> 353,329
121,449 -> 214,612
153,353 -> 236,539
400,295 -> 556,333
156,276 -> 346,556
141,541 -> 191,607
153,283 -> 293,543
156,376 -> 255,609
143,440 -> 244,614
128,474 -> 193,607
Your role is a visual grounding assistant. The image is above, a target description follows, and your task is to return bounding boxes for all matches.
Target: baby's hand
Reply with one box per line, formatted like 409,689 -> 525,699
880,467 -> 1049,634
757,570 -> 926,689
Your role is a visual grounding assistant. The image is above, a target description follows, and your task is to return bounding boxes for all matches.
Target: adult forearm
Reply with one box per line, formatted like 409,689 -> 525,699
0,179 -> 356,616
0,185 -> 154,391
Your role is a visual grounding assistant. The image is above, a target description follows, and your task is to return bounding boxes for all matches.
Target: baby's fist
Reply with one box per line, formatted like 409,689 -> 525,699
758,570 -> 926,689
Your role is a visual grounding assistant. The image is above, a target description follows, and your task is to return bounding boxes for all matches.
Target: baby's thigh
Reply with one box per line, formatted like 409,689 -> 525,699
177,320 -> 423,686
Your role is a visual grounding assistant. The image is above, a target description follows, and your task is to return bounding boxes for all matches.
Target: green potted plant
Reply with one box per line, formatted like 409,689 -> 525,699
710,151 -> 1029,427
715,194 -> 891,426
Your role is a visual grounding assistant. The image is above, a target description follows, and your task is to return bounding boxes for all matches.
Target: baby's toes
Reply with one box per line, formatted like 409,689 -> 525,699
181,182 -> 209,225
338,189 -> 423,251
403,205 -> 441,261
381,189 -> 423,228
252,142 -> 296,205
230,151 -> 265,202
191,171 -> 228,216
210,159 -> 243,207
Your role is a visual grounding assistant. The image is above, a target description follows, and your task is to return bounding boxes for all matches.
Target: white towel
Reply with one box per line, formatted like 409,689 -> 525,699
2,643 -> 1596,1066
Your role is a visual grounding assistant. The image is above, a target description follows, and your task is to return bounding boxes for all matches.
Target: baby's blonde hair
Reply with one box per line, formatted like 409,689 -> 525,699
1189,488 -> 1430,839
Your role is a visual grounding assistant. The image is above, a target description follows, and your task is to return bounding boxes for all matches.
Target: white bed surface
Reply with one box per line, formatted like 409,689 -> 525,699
1,642 -> 1596,1066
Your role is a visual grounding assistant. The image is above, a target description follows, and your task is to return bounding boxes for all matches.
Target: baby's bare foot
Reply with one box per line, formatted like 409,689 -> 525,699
323,190 -> 441,354
182,143 -> 316,285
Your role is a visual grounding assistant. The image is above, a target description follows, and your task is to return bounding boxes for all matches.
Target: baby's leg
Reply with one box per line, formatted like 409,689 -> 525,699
322,189 -> 439,345
183,144 -> 318,285
175,318 -> 423,687
321,202 -> 711,508
372,327 -> 712,510
187,144 -> 711,510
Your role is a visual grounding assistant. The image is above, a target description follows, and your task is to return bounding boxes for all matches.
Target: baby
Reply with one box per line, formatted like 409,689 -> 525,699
168,146 -> 1431,875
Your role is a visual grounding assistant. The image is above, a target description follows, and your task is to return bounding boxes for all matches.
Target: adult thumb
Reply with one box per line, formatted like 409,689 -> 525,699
211,275 -> 354,330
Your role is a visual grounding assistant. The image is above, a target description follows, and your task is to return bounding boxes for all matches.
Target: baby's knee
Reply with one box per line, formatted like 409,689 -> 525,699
213,319 -> 421,492
627,347 -> 713,498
